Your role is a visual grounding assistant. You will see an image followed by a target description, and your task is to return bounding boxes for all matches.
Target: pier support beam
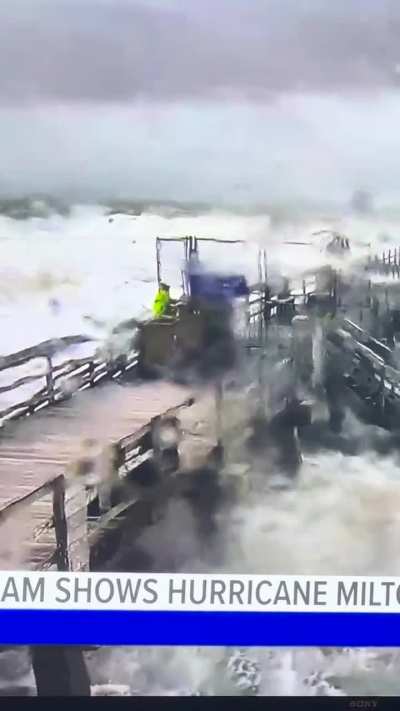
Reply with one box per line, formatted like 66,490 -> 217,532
30,478 -> 92,696
325,377 -> 346,433
31,646 -> 91,696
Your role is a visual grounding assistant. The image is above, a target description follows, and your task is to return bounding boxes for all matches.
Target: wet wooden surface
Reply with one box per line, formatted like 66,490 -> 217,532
0,380 -> 191,512
0,379 -> 202,570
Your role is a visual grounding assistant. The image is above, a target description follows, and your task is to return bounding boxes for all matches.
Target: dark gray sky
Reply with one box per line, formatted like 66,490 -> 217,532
1,0 -> 400,204
2,0 -> 400,104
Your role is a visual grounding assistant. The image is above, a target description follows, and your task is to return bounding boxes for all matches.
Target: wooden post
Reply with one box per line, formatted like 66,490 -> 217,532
65,484 -> 90,572
98,445 -> 117,513
366,279 -> 371,307
52,476 -> 69,571
156,237 -> 161,286
215,381 -> 224,460
31,484 -> 92,697
53,476 -> 89,572
151,416 -> 180,476
379,365 -> 386,419
263,249 -> 268,285
31,647 -> 91,697
88,360 -> 95,386
45,356 -> 54,403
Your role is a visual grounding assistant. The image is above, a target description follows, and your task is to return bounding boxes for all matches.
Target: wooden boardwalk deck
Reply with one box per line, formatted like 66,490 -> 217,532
0,379 -> 208,571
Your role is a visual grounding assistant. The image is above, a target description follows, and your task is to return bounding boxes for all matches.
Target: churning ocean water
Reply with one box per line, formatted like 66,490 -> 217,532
0,201 -> 390,356
1,203 -> 400,695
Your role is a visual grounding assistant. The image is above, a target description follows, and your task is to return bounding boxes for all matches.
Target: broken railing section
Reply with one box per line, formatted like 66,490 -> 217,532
0,335 -> 139,426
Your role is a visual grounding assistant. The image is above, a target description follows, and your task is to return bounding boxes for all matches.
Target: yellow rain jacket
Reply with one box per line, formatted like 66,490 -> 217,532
152,288 -> 170,318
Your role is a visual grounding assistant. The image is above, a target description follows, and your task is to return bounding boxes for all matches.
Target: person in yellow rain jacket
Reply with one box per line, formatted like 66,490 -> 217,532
153,282 -> 173,318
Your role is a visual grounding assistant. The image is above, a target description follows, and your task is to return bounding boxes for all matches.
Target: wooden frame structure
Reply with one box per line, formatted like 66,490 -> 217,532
155,235 -> 267,296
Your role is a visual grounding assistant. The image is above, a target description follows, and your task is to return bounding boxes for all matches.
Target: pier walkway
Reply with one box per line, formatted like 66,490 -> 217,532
0,375 -> 216,572
0,270 -> 327,574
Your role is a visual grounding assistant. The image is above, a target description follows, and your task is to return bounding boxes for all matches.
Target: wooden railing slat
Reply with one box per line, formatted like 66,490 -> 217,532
0,335 -> 93,372
0,373 -> 45,395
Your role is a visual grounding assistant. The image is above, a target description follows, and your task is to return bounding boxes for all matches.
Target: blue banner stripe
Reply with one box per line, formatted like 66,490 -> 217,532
1,610 -> 400,646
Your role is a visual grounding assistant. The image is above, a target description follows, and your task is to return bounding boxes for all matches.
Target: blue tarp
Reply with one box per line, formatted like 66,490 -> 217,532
189,272 -> 249,302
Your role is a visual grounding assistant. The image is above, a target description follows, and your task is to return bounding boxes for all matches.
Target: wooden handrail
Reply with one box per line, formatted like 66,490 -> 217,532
0,324 -> 139,424
0,335 -> 93,373
0,372 -> 46,395
0,473 -> 63,522
0,393 -> 196,570
0,474 -> 70,571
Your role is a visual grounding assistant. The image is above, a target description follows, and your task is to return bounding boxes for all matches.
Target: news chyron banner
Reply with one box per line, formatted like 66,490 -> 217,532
1,572 -> 400,645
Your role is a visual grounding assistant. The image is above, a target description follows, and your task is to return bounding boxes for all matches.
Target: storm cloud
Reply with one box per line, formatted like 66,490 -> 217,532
2,0 -> 400,104
1,0 -> 400,205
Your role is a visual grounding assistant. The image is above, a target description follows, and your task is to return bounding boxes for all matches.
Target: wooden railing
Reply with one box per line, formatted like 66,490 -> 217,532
342,318 -> 393,363
245,276 -> 322,346
0,332 -> 139,425
367,249 -> 400,278
0,474 -> 70,571
328,319 -> 400,404
0,396 -> 196,571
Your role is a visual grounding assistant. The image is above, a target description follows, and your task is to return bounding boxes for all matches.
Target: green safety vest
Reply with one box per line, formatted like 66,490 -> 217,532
153,289 -> 170,318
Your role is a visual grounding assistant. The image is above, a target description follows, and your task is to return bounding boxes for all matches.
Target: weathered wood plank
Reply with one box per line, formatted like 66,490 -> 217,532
0,381 -> 203,571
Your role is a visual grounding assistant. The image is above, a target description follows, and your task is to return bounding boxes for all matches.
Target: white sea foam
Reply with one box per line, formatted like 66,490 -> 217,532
3,205 -> 400,695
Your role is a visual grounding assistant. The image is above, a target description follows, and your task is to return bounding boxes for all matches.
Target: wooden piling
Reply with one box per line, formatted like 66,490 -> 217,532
45,356 -> 54,403
31,647 -> 91,697
52,476 -> 69,572
65,484 -> 90,572
98,445 -> 118,514
32,477 -> 91,695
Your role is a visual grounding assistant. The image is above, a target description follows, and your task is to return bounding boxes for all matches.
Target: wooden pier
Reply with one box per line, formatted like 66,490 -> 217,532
0,324 -> 222,696
0,316 -> 221,575
0,248 -> 393,695
0,381 -> 220,573
0,252 -> 393,575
